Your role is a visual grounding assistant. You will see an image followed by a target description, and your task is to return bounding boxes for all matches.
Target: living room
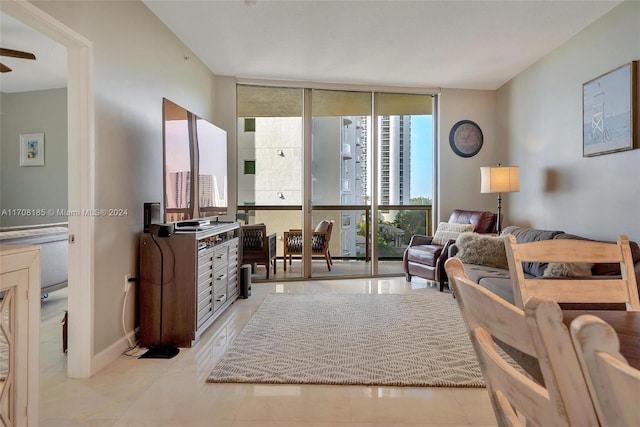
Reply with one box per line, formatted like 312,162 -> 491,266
0,0 -> 638,424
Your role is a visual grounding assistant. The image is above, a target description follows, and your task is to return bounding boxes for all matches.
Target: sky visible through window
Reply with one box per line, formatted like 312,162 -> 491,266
410,115 -> 433,202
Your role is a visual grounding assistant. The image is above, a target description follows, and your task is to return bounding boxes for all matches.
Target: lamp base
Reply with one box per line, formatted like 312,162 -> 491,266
139,344 -> 180,359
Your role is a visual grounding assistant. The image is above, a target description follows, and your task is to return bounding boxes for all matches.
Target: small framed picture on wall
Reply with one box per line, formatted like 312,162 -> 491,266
19,132 -> 45,166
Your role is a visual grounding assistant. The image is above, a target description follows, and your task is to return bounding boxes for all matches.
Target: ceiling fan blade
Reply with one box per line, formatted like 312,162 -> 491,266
0,63 -> 12,73
0,48 -> 36,60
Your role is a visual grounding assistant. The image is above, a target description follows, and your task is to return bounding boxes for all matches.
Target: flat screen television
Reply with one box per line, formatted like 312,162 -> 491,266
163,98 -> 228,222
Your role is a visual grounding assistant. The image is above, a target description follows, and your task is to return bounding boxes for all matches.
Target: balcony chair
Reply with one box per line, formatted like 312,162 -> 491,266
284,220 -> 334,271
240,223 -> 277,279
403,209 -> 497,291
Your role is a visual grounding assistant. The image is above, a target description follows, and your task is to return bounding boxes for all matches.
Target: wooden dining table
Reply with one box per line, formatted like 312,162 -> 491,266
562,309 -> 640,370
496,308 -> 640,384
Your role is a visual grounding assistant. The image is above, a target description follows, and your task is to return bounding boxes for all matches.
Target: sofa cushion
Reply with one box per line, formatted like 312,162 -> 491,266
478,277 -> 515,304
406,245 -> 443,267
463,263 -> 512,283
502,226 -> 564,276
432,222 -> 475,245
314,220 -> 331,232
460,263 -> 517,303
455,232 -> 509,269
554,232 -> 640,277
543,262 -> 593,277
449,209 -> 497,234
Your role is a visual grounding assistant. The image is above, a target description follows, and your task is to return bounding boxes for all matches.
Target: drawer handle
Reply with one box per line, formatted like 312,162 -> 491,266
216,274 -> 227,281
215,294 -> 226,302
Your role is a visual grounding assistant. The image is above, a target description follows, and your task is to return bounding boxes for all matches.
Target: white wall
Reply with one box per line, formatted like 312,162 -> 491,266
0,89 -> 68,227
497,0 -> 640,243
32,0 -> 218,357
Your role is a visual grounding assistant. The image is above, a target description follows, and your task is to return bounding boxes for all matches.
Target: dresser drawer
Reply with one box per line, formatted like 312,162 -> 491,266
198,259 -> 213,278
213,292 -> 227,311
213,245 -> 227,263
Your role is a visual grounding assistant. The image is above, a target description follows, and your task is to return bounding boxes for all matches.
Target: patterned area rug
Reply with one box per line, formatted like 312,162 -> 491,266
208,291 -> 488,387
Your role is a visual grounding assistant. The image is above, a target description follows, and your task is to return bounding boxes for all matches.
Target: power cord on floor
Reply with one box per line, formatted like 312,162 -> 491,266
122,276 -> 138,349
122,345 -> 147,358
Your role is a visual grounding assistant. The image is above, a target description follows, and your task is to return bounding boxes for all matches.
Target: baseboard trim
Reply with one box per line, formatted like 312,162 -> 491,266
91,328 -> 138,375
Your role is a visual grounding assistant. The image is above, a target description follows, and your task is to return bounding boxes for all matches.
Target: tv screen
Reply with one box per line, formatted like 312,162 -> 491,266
163,98 -> 228,222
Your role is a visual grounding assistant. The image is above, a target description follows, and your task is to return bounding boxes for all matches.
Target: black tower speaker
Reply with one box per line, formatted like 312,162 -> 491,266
143,202 -> 161,233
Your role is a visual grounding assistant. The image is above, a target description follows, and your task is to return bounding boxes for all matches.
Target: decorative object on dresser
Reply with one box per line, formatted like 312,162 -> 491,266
403,209 -> 497,291
480,164 -> 519,234
138,220 -> 240,350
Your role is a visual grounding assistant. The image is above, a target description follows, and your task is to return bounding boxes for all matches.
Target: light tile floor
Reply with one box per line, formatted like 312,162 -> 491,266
39,278 -> 497,426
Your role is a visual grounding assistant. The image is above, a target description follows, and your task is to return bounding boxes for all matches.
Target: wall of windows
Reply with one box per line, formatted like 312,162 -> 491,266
237,84 -> 435,279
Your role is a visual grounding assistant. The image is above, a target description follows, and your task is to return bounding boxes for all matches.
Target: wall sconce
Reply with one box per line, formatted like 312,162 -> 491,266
277,192 -> 285,199
277,150 -> 285,157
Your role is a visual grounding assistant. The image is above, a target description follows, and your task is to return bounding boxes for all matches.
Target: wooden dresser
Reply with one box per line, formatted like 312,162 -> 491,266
139,221 -> 240,347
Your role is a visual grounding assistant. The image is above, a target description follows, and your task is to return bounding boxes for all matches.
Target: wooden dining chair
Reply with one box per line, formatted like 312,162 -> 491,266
570,314 -> 640,427
445,257 -> 599,427
505,234 -> 640,310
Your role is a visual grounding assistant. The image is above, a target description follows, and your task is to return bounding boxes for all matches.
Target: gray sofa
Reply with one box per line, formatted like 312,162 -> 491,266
0,224 -> 69,296
449,225 -> 640,309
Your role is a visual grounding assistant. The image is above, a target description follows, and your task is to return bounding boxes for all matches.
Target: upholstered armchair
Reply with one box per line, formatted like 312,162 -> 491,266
284,220 -> 334,271
403,209 -> 496,291
241,224 -> 277,279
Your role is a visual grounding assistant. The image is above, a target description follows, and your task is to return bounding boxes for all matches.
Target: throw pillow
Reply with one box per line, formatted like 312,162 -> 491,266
455,232 -> 509,269
543,262 -> 593,277
431,222 -> 475,246
314,220 -> 331,232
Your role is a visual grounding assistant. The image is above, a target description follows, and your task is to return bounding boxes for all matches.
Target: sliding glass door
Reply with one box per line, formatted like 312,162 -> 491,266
237,86 -> 304,279
374,93 -> 434,276
310,90 -> 372,277
237,84 -> 435,280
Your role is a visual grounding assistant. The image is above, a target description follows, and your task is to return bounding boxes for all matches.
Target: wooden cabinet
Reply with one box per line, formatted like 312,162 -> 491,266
139,221 -> 240,347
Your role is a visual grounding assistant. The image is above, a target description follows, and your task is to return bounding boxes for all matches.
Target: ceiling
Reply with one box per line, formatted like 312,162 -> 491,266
0,1 -> 622,94
0,12 -> 67,93
143,0 -> 622,90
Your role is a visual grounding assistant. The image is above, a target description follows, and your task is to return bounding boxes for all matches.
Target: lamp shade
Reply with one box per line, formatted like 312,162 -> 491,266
480,166 -> 519,193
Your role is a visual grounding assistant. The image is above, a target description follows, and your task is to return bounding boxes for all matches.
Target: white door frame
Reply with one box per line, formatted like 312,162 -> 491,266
1,0 -> 95,378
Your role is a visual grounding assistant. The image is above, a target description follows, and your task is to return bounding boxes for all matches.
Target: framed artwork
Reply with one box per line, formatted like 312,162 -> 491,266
583,61 -> 638,157
19,133 -> 45,166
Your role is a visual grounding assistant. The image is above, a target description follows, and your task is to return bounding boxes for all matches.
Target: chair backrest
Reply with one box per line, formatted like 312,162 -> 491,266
445,257 -> 599,427
448,209 -> 497,234
570,314 -> 640,427
505,234 -> 640,310
311,220 -> 333,251
324,221 -> 333,241
241,224 -> 267,250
